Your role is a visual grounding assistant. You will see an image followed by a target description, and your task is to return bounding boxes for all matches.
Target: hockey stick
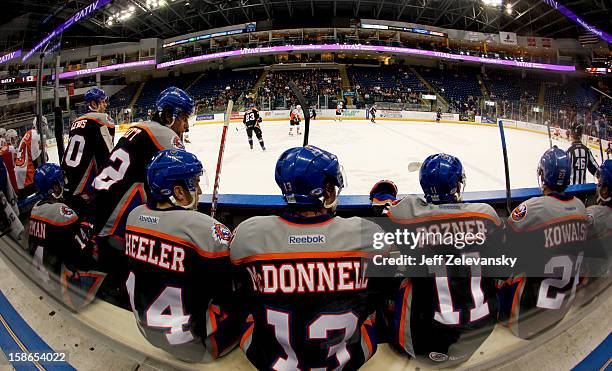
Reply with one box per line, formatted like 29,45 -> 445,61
497,120 -> 512,215
210,100 -> 234,219
545,119 -> 553,149
287,81 -> 311,146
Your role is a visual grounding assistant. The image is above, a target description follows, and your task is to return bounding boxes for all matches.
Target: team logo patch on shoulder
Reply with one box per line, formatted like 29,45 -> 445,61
212,224 -> 232,245
173,136 -> 185,149
429,352 -> 449,362
138,215 -> 159,224
60,206 -> 75,218
511,204 -> 528,222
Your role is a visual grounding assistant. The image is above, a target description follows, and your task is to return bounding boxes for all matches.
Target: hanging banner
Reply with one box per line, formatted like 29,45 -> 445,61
499,32 -> 518,46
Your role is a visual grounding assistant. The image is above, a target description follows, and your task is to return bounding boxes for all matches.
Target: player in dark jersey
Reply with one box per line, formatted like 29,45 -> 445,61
500,147 -> 588,339
61,87 -> 115,216
369,105 -> 377,124
566,122 -> 598,185
243,105 -> 266,150
230,145 -> 388,370
372,154 -> 503,367
29,164 -> 103,310
92,87 -> 192,307
125,149 -> 240,362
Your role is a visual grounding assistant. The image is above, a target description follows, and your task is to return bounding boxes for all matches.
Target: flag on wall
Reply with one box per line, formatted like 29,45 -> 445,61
499,31 -> 518,45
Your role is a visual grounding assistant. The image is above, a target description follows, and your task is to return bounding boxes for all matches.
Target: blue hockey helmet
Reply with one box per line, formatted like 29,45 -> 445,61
275,145 -> 345,206
598,160 -> 612,187
597,160 -> 612,203
419,153 -> 465,203
146,149 -> 204,206
84,87 -> 108,105
34,163 -> 65,198
155,87 -> 195,120
537,147 -> 571,191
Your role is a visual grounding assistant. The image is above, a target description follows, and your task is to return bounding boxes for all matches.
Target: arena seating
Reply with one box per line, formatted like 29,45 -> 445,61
544,79 -> 598,110
189,69 -> 260,111
418,67 -> 483,111
484,70 -> 543,103
347,65 -> 428,104
107,83 -> 140,111
257,69 -> 342,108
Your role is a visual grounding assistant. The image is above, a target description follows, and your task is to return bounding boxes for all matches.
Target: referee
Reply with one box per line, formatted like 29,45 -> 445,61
566,122 -> 599,185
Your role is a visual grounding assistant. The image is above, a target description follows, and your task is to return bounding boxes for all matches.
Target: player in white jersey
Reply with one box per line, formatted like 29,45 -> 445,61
334,101 -> 344,122
499,147 -> 589,339
289,105 -> 302,136
230,145 -> 389,370
14,117 -> 46,197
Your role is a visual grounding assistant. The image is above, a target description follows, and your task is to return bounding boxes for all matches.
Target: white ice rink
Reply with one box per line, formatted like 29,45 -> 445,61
48,119 -> 599,195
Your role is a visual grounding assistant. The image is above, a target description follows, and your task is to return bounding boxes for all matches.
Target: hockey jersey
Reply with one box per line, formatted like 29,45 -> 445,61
230,213 -> 385,370
290,109 -> 301,123
566,142 -> 598,185
243,109 -> 261,127
28,200 -> 103,310
125,205 -> 239,362
500,193 -> 588,339
383,196 -> 503,366
0,144 -> 18,191
62,112 -> 115,198
14,129 -> 42,190
92,121 -> 183,245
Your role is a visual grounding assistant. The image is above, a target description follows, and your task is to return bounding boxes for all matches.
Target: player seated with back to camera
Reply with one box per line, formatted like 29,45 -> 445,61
91,87 -> 192,309
498,147 -> 589,339
566,122 -> 599,185
28,163 -> 103,311
243,104 -> 266,150
124,149 -> 240,363
230,145 -> 392,370
369,154 -> 504,367
577,159 -> 612,303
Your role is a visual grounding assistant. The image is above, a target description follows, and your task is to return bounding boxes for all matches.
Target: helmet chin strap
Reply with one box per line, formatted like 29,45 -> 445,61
597,187 -> 611,204
52,187 -> 63,200
169,191 -> 198,210
323,187 -> 341,212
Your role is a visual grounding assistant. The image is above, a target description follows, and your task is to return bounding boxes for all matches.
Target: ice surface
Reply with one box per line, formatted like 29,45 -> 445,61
47,120 -> 598,196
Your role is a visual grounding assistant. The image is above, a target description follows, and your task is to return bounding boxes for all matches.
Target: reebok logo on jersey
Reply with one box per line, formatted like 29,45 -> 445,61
138,215 -> 159,224
288,235 -> 326,244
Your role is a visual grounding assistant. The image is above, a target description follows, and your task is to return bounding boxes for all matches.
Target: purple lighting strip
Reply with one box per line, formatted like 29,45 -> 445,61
58,59 -> 156,79
23,0 -> 113,63
542,0 -> 612,43
157,44 -> 576,72
0,49 -> 21,65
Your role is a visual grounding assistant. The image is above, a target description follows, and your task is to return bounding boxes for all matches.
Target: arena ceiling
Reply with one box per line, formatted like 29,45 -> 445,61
0,0 -> 610,52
